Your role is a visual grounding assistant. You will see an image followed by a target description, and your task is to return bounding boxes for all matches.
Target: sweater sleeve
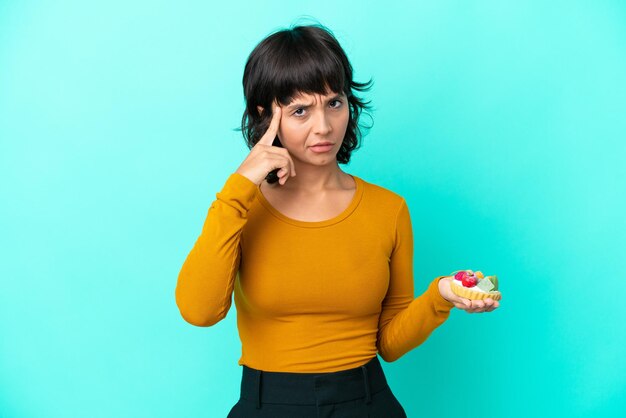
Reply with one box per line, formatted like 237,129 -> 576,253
175,172 -> 258,327
376,199 -> 456,362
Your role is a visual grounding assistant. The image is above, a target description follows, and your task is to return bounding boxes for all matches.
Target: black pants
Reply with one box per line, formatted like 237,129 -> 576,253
226,355 -> 407,417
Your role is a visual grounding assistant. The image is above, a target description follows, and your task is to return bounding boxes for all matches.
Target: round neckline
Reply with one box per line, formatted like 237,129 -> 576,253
255,175 -> 364,228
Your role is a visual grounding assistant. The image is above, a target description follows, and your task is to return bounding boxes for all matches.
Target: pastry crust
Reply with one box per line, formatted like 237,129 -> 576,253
450,279 -> 502,301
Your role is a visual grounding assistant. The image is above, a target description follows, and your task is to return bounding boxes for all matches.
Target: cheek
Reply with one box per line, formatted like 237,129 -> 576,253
278,120 -> 307,144
335,111 -> 350,134
340,111 -> 350,128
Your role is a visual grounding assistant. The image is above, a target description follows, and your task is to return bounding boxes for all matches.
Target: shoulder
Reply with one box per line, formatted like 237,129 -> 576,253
357,175 -> 407,210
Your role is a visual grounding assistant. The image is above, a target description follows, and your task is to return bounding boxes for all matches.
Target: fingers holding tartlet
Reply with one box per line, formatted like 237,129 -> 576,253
439,270 -> 502,313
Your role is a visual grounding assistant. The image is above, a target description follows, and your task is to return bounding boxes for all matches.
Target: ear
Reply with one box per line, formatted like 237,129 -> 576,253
256,105 -> 264,116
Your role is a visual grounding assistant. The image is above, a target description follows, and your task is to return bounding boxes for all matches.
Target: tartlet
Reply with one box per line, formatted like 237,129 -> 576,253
449,270 -> 501,301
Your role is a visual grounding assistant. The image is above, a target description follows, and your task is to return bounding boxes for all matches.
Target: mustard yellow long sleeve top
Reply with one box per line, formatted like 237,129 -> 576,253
175,172 -> 455,373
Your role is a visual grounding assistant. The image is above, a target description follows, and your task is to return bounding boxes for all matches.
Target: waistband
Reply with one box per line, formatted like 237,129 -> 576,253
239,355 -> 389,408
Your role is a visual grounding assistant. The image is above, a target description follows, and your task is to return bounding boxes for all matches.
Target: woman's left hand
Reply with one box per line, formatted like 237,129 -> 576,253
438,276 -> 500,313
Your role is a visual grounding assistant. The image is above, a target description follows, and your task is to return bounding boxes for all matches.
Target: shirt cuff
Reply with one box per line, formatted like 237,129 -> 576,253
214,172 -> 259,215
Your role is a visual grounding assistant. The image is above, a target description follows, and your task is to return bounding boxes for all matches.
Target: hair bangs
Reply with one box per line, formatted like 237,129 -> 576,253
272,38 -> 347,106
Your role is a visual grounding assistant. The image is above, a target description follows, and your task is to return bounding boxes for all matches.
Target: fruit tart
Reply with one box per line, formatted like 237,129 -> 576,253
449,270 -> 501,301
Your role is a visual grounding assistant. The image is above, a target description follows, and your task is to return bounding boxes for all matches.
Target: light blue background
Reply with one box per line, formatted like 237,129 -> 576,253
1,1 -> 625,417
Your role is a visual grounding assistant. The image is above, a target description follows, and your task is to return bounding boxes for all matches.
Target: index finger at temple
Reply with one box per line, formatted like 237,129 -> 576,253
257,104 -> 282,146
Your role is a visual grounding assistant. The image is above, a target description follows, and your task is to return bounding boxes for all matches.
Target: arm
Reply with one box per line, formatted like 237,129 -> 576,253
376,199 -> 455,362
175,172 -> 257,326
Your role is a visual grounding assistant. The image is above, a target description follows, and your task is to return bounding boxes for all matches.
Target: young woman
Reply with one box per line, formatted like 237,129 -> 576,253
175,23 -> 500,418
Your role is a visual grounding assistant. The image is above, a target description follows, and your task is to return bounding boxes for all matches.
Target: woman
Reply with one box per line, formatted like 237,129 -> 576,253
175,23 -> 500,418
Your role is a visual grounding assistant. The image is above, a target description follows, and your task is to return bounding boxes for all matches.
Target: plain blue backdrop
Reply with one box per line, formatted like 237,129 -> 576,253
1,1 -> 625,417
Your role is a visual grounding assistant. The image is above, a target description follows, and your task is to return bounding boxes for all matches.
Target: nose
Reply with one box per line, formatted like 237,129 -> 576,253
312,110 -> 332,136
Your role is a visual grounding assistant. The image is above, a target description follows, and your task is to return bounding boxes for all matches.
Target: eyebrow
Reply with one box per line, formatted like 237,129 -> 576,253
285,94 -> 345,111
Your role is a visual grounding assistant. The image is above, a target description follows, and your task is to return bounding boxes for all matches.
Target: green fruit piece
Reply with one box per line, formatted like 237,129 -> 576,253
477,277 -> 494,292
487,275 -> 499,290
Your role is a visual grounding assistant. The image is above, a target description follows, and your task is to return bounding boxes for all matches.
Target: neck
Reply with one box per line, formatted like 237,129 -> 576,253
279,161 -> 348,193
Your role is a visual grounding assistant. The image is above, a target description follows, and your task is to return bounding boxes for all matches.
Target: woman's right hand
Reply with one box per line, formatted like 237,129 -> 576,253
235,104 -> 297,186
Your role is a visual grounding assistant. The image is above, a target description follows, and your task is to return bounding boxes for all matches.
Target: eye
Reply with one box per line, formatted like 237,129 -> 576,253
291,100 -> 344,118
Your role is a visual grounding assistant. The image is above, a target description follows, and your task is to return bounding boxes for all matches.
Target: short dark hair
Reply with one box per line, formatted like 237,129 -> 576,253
238,23 -> 373,164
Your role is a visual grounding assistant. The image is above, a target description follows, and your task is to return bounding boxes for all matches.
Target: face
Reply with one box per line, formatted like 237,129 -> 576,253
273,90 -> 350,165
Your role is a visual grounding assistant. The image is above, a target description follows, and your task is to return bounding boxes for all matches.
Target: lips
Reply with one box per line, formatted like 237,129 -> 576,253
309,143 -> 334,153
